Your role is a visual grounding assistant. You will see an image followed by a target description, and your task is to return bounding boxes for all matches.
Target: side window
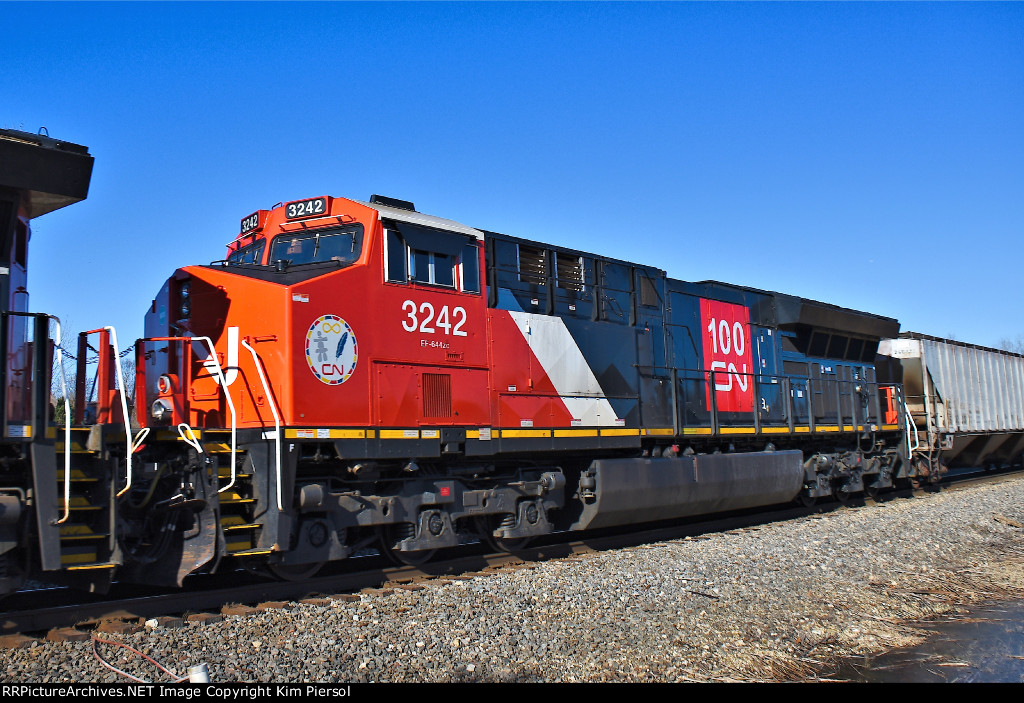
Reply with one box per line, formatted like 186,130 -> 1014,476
13,220 -> 27,269
411,250 -> 455,287
385,226 -> 479,293
386,229 -> 407,283
460,244 -> 480,293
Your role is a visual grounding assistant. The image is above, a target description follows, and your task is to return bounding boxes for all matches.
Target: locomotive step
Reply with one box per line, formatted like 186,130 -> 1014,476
59,545 -> 99,565
227,548 -> 273,557
65,562 -> 118,572
203,442 -> 243,454
59,523 -> 110,541
220,516 -> 262,532
54,443 -> 96,455
55,468 -> 99,482
216,467 -> 252,480
219,491 -> 255,505
63,496 -> 104,511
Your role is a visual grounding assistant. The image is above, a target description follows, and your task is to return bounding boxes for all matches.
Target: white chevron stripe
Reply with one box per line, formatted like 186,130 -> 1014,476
508,311 -> 619,426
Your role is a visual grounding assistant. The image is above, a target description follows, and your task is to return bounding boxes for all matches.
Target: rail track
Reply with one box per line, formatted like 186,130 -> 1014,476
2,466 -> 1021,640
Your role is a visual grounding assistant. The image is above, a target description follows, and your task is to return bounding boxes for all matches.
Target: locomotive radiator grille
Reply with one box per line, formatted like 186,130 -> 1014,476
423,373 -> 453,418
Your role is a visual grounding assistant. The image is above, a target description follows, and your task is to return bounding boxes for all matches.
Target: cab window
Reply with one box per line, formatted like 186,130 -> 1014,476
385,226 -> 480,293
269,225 -> 363,266
227,240 -> 266,265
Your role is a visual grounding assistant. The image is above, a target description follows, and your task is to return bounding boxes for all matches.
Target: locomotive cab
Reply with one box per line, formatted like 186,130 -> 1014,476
0,129 -> 101,597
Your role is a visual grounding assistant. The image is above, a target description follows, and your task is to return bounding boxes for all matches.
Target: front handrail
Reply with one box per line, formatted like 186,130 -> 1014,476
51,316 -> 72,525
106,327 -> 134,498
79,326 -> 134,498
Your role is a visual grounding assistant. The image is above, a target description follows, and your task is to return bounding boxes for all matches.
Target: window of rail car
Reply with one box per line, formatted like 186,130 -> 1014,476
411,249 -> 455,287
269,225 -> 363,267
460,243 -> 480,293
227,239 -> 266,265
385,226 -> 480,293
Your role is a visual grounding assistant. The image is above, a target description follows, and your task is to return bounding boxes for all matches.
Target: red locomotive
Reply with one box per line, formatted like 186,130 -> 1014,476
123,193 -> 907,583
0,147 -> 918,594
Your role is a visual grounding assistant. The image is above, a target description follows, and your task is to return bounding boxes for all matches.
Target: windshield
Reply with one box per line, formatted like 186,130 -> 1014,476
227,239 -> 265,265
269,225 -> 363,266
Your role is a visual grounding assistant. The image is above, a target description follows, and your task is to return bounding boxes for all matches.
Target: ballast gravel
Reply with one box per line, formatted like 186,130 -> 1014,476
4,476 -> 1024,683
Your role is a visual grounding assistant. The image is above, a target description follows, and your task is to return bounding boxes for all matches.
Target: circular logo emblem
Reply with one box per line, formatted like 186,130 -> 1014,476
305,315 -> 358,385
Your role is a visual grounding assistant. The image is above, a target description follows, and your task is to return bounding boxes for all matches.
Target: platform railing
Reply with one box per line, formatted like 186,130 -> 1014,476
640,364 -> 901,439
77,326 -> 134,496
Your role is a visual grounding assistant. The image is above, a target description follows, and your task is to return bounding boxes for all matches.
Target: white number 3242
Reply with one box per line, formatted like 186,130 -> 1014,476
401,300 -> 467,336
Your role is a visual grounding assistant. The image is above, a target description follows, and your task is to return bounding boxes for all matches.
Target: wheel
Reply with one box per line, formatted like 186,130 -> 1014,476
833,480 -> 853,506
864,480 -> 882,500
377,525 -> 436,566
797,489 -> 817,508
477,516 -> 532,553
486,533 -> 533,553
267,560 -> 325,581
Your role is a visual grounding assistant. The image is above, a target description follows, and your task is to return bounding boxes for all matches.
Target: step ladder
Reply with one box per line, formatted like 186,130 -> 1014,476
51,426 -> 119,573
204,430 -> 270,558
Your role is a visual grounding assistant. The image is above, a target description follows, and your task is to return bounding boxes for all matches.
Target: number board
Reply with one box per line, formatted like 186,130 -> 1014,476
285,197 -> 329,220
240,210 -> 264,235
700,298 -> 754,413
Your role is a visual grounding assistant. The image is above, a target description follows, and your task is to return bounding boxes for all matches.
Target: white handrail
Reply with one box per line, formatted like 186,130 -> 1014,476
106,326 -> 136,499
240,338 -> 283,511
190,336 -> 238,493
904,396 -> 920,453
176,423 -> 204,454
51,317 -> 71,525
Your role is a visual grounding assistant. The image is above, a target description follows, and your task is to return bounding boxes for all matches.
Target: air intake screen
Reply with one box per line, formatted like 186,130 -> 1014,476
423,373 -> 452,418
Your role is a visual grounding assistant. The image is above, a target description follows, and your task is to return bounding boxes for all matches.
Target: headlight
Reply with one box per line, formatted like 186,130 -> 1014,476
157,374 -> 174,394
180,282 -> 191,299
151,399 -> 173,422
180,298 -> 191,318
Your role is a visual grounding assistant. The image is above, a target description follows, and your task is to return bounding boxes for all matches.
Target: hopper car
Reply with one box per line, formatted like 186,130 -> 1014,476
878,333 -> 1024,482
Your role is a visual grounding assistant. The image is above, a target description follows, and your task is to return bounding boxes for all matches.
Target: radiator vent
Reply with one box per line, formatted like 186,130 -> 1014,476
422,373 -> 452,418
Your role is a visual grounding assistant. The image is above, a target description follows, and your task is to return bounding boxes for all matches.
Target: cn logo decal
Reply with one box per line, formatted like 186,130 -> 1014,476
700,299 -> 754,413
305,315 -> 358,385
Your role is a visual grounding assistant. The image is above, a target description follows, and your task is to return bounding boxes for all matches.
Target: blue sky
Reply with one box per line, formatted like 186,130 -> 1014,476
4,2 -> 1022,349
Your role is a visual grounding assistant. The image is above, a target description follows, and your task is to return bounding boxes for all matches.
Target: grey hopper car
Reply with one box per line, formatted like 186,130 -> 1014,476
877,332 -> 1024,478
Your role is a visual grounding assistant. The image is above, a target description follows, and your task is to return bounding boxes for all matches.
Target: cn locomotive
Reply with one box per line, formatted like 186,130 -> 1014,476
1,134 -> 921,596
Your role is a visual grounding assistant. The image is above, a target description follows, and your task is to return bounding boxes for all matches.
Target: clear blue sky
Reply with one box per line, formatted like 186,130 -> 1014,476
4,2 -> 1022,350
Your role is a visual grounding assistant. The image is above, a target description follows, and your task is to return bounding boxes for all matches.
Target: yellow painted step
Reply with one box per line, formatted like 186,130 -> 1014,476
59,523 -> 109,541
60,545 -> 98,565
217,467 -> 252,479
55,468 -> 99,482
220,515 -> 261,532
66,496 -> 103,511
55,443 -> 95,454
67,563 -> 117,571
220,491 -> 255,505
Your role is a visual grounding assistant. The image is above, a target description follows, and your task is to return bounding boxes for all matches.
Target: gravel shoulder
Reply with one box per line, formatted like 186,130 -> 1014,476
4,475 -> 1024,683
